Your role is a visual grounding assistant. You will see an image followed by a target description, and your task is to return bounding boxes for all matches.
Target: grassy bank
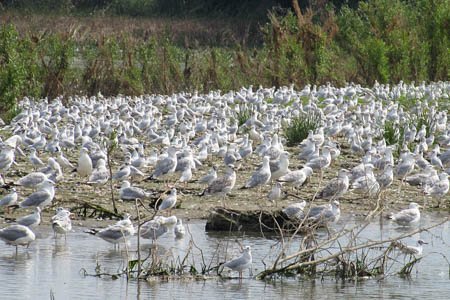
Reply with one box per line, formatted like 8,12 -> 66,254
0,0 -> 449,119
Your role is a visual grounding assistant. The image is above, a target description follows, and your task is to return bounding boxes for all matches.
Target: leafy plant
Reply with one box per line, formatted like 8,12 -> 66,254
283,110 -> 321,147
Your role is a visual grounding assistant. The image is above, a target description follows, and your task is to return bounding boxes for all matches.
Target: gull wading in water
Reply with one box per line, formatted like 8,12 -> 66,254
94,215 -> 135,249
306,200 -> 341,224
395,239 -> 428,256
52,207 -> 72,240
220,246 -> 253,278
0,224 -> 35,253
388,202 -> 421,226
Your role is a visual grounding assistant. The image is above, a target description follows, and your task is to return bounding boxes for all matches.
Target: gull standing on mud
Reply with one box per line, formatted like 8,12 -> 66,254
119,180 -> 152,201
269,151 -> 290,181
19,179 -> 55,209
0,188 -> 18,213
424,172 -> 449,201
200,164 -> 236,203
220,246 -> 253,279
16,172 -> 48,189
267,182 -> 284,204
241,156 -> 271,190
198,166 -> 217,185
388,202 -> 421,226
158,188 -> 177,214
148,146 -> 178,185
87,158 -> 109,185
316,169 -> 350,200
277,166 -> 313,191
0,145 -> 15,177
77,147 -> 93,178
282,200 -> 307,220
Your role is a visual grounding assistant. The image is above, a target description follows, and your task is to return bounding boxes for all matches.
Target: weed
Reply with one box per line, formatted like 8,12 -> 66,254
283,110 -> 321,147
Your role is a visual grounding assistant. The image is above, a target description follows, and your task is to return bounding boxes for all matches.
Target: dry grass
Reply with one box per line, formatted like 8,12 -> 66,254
0,12 -> 260,46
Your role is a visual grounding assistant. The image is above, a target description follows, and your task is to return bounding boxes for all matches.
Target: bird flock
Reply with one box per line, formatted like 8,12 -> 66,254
0,81 -> 449,273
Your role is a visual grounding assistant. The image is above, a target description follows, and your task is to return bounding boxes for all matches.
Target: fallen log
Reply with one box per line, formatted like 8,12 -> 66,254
205,207 -> 304,232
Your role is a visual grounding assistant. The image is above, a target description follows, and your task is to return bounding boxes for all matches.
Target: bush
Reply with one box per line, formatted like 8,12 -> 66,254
283,110 -> 322,147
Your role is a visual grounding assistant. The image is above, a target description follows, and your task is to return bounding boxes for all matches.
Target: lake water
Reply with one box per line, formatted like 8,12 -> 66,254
0,213 -> 449,299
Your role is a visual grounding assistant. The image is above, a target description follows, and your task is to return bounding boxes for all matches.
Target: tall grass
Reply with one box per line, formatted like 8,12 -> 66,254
0,0 -> 448,119
283,110 -> 322,147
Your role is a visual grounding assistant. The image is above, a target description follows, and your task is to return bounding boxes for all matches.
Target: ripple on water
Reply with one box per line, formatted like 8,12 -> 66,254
0,215 -> 449,299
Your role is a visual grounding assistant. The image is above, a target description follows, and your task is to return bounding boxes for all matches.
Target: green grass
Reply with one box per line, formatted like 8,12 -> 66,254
283,110 -> 322,147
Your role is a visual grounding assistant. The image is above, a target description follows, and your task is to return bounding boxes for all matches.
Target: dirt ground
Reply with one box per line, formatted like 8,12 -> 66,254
2,138 -> 448,229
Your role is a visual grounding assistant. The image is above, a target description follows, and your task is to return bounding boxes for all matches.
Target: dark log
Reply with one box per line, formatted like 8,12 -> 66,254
205,207 -> 305,232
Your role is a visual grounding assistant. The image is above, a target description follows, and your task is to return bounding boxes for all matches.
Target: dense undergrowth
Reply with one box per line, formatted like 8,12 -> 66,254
0,0 -> 448,120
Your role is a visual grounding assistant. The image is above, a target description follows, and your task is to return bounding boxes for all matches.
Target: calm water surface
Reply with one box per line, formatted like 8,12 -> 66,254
0,213 -> 449,299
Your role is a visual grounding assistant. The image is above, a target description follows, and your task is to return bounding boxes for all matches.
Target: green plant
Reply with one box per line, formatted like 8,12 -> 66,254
283,110 -> 321,147
236,109 -> 250,127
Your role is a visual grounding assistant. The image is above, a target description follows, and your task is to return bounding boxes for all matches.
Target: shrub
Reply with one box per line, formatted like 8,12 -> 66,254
283,110 -> 321,147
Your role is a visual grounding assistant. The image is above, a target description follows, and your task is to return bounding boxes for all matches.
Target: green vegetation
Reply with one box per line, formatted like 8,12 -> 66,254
0,0 -> 448,119
283,110 -> 321,146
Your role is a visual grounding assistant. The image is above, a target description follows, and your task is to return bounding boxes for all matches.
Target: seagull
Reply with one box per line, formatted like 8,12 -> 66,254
400,239 -> 428,256
0,187 -> 18,213
306,200 -> 341,224
112,163 -> 131,182
219,246 -> 252,278
267,182 -> 284,204
19,179 -> 55,209
270,152 -> 290,181
52,208 -> 72,240
119,180 -> 152,201
95,215 -> 135,248
140,217 -> 168,241
29,148 -> 45,170
200,164 -> 236,200
0,145 -> 15,176
77,147 -> 93,178
282,200 -> 307,220
56,150 -> 75,170
198,166 -> 217,185
17,207 -> 41,228
306,146 -> 332,175
376,163 -> 394,192
424,172 -> 449,200
0,224 -> 35,253
241,156 -> 271,190
16,172 -> 48,189
158,188 -> 177,214
87,158 -> 109,185
148,147 -> 178,184
277,166 -> 313,191
388,202 -> 421,226
174,219 -> 186,239
316,169 -> 350,200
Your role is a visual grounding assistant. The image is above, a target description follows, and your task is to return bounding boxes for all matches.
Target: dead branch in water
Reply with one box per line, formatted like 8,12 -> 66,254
256,217 -> 449,279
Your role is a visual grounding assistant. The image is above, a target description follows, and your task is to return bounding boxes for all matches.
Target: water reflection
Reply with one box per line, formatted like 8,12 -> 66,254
0,214 -> 448,299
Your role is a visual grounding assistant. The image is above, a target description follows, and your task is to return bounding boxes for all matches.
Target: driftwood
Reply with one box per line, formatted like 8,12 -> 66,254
205,207 -> 303,232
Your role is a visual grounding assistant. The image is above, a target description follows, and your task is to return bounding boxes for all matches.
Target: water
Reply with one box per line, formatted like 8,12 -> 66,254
0,213 -> 449,299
